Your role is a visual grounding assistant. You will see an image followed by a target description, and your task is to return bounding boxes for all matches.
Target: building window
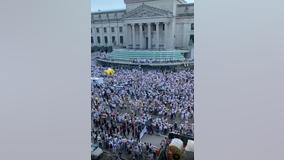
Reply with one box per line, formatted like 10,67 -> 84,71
96,28 -> 99,33
191,23 -> 194,30
111,27 -> 115,32
104,36 -> 108,43
119,27 -> 123,32
142,26 -> 144,31
112,36 -> 115,43
91,28 -> 92,33
153,25 -> 156,31
104,27 -> 107,33
163,24 -> 165,31
91,37 -> 93,44
97,37 -> 101,43
190,35 -> 194,43
120,36 -> 123,44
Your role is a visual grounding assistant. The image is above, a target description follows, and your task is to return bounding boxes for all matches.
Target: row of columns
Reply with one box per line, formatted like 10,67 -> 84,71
125,22 -> 170,49
92,22 -> 171,49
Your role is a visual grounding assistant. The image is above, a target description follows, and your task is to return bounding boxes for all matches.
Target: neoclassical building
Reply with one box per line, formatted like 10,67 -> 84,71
91,0 -> 194,52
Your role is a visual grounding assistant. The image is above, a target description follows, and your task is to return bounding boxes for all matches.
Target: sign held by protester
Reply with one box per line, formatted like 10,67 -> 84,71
140,126 -> 147,139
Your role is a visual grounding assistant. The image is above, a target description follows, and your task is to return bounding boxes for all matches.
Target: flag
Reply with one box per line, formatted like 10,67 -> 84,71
145,120 -> 153,127
101,114 -> 106,119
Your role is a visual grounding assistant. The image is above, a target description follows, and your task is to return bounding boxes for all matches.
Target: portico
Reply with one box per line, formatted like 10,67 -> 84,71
124,22 -> 170,49
122,2 -> 174,50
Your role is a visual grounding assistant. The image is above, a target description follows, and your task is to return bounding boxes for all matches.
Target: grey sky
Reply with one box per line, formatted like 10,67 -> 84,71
91,0 -> 194,12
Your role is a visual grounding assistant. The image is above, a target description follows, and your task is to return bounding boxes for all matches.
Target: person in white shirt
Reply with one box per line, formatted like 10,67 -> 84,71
142,142 -> 147,154
114,136 -> 117,143
105,133 -> 108,141
92,132 -> 96,141
112,142 -> 116,153
109,140 -> 113,151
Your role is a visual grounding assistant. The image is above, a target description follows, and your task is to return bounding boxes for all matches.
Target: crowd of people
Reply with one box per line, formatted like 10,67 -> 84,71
91,54 -> 194,159
92,125 -> 160,160
130,59 -> 185,64
93,51 -> 193,64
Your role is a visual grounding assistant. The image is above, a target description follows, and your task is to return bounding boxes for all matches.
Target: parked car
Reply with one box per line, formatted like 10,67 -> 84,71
91,143 -> 103,160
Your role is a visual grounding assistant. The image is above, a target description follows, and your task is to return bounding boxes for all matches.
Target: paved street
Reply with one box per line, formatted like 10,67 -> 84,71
140,134 -> 165,148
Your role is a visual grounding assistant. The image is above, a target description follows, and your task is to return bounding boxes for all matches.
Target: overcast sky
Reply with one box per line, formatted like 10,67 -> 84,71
91,0 -> 194,12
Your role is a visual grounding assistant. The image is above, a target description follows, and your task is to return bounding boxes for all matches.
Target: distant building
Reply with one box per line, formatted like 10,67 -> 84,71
91,0 -> 194,50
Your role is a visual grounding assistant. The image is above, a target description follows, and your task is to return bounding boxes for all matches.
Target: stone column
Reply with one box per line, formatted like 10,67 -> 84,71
147,23 -> 151,49
131,24 -> 135,49
183,22 -> 187,48
128,25 -> 131,48
124,24 -> 128,48
164,22 -> 168,49
155,22 -> 159,49
100,25 -> 103,46
93,27 -> 96,46
170,18 -> 176,49
107,26 -> 111,46
116,25 -> 119,46
139,23 -> 143,49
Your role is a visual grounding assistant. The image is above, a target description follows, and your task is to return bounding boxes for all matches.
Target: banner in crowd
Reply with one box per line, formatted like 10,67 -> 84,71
140,126 -> 147,140
101,114 -> 106,119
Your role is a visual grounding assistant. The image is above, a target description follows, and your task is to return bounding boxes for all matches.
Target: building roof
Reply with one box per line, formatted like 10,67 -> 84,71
176,0 -> 187,4
91,9 -> 126,14
177,3 -> 194,7
177,13 -> 194,17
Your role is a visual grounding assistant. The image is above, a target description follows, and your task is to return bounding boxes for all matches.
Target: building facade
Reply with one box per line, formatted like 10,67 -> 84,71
91,0 -> 194,51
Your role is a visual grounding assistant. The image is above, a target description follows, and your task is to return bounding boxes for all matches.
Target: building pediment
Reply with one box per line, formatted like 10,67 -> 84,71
124,0 -> 158,4
124,3 -> 173,18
